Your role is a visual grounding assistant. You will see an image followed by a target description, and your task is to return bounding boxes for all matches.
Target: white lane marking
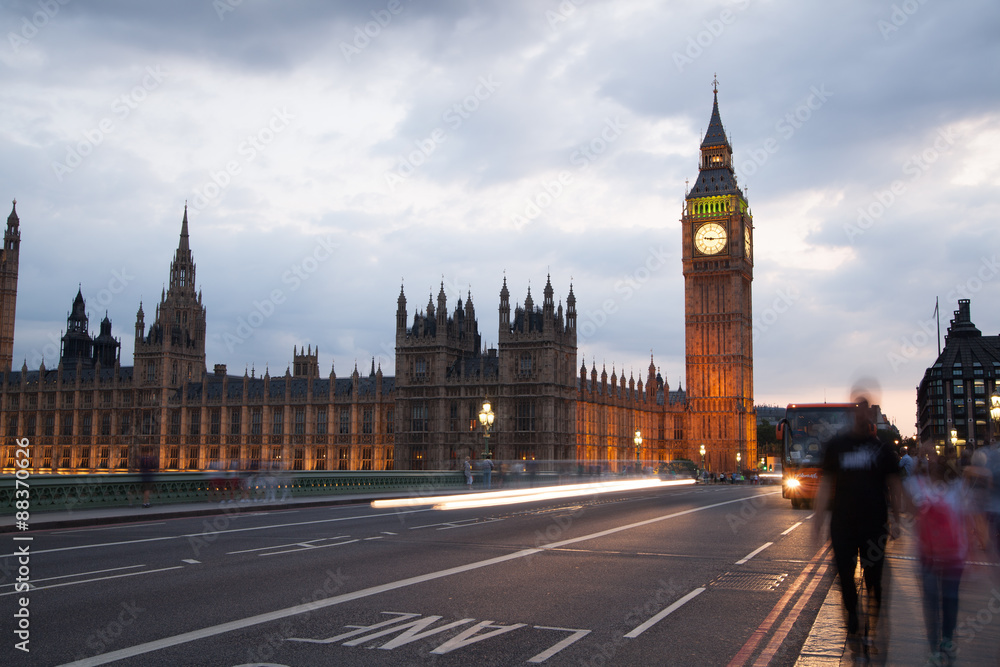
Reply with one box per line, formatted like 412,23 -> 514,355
259,539 -> 359,556
1,566 -> 184,597
408,517 -> 503,531
1,509 -> 430,558
56,492 -> 778,666
226,536 -> 350,555
781,522 -> 803,536
736,542 -> 774,565
0,564 -> 146,589
182,559 -> 200,564
429,620 -> 528,654
364,536 -> 384,541
528,627 -> 591,663
623,587 -> 706,638
54,522 -> 167,534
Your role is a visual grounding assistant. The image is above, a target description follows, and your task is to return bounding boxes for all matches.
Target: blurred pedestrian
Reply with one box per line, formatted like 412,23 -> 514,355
463,456 -> 472,489
139,448 -> 157,508
812,397 -> 901,653
986,442 -> 1000,557
481,455 -> 494,490
964,447 -> 992,554
899,446 -> 915,479
905,451 -> 968,665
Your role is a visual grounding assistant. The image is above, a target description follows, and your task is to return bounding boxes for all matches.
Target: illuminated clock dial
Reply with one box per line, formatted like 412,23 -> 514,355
694,222 -> 727,255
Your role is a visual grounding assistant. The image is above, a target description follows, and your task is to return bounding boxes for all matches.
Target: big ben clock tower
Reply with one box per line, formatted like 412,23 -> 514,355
682,79 -> 756,472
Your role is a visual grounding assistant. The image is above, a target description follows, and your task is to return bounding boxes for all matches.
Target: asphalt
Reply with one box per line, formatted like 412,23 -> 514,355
4,491 -> 999,665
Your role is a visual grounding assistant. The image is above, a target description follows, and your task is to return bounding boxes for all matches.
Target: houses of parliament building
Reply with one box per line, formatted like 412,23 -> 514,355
1,89 -> 756,475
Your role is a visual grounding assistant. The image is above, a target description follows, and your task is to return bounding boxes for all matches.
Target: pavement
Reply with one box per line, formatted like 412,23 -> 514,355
796,523 -> 1000,666
5,491 -> 999,665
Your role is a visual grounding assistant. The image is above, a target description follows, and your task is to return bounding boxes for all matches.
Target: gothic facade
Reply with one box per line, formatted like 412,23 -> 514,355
1,89 -> 756,475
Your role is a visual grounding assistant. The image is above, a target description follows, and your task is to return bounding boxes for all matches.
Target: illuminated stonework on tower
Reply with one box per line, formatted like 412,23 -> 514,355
681,81 -> 757,471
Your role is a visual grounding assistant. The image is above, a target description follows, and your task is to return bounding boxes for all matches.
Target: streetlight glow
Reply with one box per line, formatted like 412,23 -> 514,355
479,398 -> 495,457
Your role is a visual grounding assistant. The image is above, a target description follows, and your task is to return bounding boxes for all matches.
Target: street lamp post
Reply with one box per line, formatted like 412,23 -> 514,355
699,444 -> 706,472
478,399 -> 495,458
634,430 -> 642,476
990,388 -> 1000,447
950,428 -> 957,456
736,451 -> 741,476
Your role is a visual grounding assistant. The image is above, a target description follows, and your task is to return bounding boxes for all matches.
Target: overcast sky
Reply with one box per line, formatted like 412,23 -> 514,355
2,0 -> 998,436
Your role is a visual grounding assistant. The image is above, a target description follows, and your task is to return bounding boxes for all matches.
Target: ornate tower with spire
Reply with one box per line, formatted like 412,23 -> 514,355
0,200 -> 20,371
60,288 -> 92,366
681,79 -> 756,471
133,205 -> 207,388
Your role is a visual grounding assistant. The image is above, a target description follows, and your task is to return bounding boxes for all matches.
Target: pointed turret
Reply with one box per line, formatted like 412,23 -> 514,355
396,283 -> 407,331
0,200 -> 21,371
700,78 -> 731,151
169,204 -> 196,293
499,276 -> 511,331
543,273 -> 554,318
93,311 -> 120,367
566,283 -> 576,331
437,281 -> 447,330
68,287 -> 87,333
688,77 -> 742,200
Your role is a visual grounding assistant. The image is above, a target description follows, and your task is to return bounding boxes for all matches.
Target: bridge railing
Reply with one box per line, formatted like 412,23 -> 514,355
0,470 -> 469,514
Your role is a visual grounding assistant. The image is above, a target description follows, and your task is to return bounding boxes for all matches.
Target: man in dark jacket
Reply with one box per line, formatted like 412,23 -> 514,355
812,398 -> 901,644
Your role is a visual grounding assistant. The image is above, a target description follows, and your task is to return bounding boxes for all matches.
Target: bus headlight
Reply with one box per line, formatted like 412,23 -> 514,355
784,478 -> 801,490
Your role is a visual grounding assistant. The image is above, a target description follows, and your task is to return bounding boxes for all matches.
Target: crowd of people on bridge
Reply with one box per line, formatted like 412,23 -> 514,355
811,391 -> 1000,666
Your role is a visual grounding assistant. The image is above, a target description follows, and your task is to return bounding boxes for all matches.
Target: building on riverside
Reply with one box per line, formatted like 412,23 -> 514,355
1,88 -> 758,474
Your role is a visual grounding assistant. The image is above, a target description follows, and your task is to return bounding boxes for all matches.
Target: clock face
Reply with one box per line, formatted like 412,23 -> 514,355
744,226 -> 752,259
695,222 -> 727,255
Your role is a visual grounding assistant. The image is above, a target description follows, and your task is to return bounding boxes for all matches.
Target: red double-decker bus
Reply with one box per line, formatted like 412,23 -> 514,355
776,403 -> 858,509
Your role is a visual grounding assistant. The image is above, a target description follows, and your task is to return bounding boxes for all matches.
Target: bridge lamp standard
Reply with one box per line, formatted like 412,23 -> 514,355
634,430 -> 642,476
990,388 -> 1000,446
479,399 -> 495,458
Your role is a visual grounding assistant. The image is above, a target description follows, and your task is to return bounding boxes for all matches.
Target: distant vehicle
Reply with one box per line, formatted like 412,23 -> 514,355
775,403 -> 860,509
